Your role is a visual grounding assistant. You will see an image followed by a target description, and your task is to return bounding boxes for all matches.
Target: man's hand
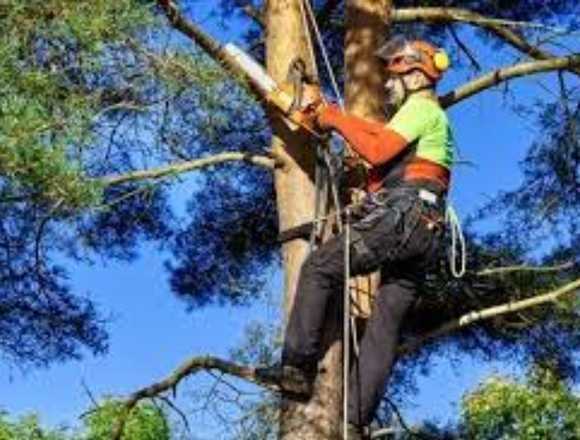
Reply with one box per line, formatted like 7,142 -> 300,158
316,103 -> 342,130
289,85 -> 326,133
300,84 -> 324,110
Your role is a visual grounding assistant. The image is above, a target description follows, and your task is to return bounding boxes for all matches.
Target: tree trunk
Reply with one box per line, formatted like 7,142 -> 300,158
268,1 -> 390,438
265,1 -> 340,438
345,0 -> 391,321
345,0 -> 391,118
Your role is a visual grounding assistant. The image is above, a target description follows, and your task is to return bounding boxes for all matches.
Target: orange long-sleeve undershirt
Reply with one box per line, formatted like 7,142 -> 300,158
317,105 -> 409,166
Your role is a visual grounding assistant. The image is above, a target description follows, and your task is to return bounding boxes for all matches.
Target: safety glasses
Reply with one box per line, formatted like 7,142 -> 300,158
384,51 -> 423,71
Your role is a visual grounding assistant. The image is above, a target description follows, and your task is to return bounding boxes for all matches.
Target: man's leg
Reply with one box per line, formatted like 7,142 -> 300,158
282,235 -> 347,367
281,194 -> 415,393
347,273 -> 417,427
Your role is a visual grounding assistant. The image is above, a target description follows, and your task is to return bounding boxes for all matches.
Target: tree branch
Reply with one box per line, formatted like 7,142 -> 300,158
391,7 -> 580,76
441,55 -> 580,107
101,152 -> 279,186
399,277 -> 580,355
111,355 -> 281,440
317,0 -> 342,28
447,25 -> 482,71
110,274 -> 579,439
391,7 -> 566,32
241,4 -> 266,28
477,261 -> 574,277
155,0 -> 264,100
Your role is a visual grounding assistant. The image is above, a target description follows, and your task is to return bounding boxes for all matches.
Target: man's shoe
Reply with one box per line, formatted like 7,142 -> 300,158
256,364 -> 315,397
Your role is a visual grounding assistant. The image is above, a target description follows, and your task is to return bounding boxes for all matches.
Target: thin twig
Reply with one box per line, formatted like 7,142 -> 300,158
477,261 -> 574,277
81,378 -> 99,409
241,4 -> 265,28
157,396 -> 192,436
447,26 -> 482,71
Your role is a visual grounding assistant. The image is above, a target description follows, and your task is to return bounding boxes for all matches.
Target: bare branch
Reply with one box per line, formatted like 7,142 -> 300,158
111,355 -> 282,440
477,261 -> 574,277
391,7 -> 569,31
101,152 -> 279,186
241,4 -> 266,28
157,396 -> 192,436
317,0 -> 342,28
399,277 -> 580,355
391,7 -> 580,76
441,55 -> 580,107
81,379 -> 99,409
447,25 -> 482,71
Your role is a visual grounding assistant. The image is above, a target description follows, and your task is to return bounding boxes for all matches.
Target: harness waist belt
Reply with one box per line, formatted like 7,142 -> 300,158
404,158 -> 450,190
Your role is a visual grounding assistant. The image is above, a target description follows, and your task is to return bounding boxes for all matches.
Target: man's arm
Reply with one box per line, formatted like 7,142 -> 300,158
317,105 -> 407,165
316,99 -> 429,166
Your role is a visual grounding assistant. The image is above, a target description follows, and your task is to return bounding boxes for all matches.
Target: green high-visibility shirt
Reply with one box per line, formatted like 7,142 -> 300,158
387,94 -> 455,169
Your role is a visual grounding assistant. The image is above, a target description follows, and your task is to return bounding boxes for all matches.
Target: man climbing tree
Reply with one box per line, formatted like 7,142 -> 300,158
100,1 -> 579,439
267,37 -> 454,439
2,1 -> 579,439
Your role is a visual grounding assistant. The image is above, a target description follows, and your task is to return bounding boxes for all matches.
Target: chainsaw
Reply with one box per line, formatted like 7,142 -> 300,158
223,44 -> 324,136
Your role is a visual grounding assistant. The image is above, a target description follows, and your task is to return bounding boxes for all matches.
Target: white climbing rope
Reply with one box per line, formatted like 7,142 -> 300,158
301,0 -> 345,109
343,208 -> 352,440
446,204 -> 467,278
298,0 -> 320,82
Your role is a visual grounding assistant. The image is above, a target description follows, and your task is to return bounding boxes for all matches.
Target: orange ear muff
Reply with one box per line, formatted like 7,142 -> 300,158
433,50 -> 450,72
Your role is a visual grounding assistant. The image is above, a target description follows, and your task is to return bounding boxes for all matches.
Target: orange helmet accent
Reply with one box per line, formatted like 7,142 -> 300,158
376,38 -> 450,81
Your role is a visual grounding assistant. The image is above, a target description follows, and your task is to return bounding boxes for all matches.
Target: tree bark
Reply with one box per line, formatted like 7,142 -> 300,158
345,0 -> 390,119
264,1 -> 341,439
273,2 -> 391,439
342,0 -> 391,434
344,0 -> 391,322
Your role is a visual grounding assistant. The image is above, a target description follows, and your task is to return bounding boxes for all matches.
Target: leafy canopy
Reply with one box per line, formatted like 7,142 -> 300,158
463,367 -> 580,439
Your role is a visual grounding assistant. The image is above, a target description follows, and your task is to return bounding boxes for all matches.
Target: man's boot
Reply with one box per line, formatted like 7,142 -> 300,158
256,364 -> 316,398
345,423 -> 368,440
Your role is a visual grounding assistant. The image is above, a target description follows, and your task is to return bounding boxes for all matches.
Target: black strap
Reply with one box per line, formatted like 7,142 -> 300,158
278,222 -> 314,244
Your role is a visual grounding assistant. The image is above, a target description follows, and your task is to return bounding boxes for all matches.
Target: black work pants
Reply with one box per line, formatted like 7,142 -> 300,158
282,185 -> 443,427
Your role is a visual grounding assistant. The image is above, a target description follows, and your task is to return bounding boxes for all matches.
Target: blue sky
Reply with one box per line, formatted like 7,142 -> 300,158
1,2 -> 577,438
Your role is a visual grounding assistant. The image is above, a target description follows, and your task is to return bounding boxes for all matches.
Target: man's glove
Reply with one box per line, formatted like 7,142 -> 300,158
289,84 -> 326,133
316,103 -> 343,130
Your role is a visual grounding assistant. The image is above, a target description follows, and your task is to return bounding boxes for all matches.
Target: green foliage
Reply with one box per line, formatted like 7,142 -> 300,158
0,0 -> 267,367
0,401 -> 170,440
462,368 -> 580,439
0,0 -> 153,209
83,400 -> 170,440
0,412 -> 69,440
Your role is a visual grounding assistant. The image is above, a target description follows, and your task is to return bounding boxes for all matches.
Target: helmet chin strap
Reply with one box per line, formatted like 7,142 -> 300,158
384,72 -> 433,118
399,72 -> 433,102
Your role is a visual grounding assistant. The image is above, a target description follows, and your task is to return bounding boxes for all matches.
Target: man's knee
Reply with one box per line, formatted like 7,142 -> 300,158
301,239 -> 345,278
376,281 -> 416,318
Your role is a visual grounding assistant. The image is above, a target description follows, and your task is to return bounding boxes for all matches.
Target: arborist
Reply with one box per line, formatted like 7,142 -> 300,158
265,37 -> 454,439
